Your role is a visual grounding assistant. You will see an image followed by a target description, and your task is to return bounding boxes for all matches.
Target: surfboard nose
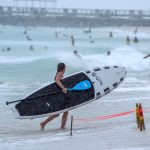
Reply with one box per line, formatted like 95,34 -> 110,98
121,67 -> 127,77
116,66 -> 127,79
123,67 -> 127,75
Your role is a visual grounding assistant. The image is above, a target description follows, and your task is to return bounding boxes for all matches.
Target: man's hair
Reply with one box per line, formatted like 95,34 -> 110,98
57,63 -> 65,72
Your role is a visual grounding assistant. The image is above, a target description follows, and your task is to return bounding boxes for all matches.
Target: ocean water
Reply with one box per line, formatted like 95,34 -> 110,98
0,25 -> 150,150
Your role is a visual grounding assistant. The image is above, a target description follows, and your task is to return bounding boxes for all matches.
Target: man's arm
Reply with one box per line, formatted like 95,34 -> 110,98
55,74 -> 64,89
55,73 -> 67,93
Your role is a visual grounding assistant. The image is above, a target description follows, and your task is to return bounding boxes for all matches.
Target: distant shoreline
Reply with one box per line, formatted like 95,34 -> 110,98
0,6 -> 150,27
0,17 -> 150,27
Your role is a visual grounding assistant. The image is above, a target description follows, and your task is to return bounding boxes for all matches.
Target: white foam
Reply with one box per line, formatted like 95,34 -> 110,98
116,86 -> 150,92
82,46 -> 150,71
52,47 -> 150,72
109,148 -> 150,150
0,56 -> 46,64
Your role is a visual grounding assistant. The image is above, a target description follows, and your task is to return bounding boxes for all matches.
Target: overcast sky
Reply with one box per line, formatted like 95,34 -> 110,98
0,0 -> 150,10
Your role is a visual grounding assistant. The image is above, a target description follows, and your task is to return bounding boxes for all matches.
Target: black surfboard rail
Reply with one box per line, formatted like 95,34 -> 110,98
6,91 -> 60,105
13,72 -> 94,117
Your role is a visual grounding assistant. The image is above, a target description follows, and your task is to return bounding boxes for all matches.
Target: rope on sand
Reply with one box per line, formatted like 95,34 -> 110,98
73,110 -> 135,122
73,108 -> 150,123
69,107 -> 150,135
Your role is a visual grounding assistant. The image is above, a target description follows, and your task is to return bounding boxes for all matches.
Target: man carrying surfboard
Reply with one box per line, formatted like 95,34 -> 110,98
40,63 -> 68,131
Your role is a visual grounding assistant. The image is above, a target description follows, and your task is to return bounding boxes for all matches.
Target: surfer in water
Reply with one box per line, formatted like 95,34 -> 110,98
40,63 -> 68,131
126,35 -> 130,44
73,50 -> 81,59
109,32 -> 113,38
133,36 -> 139,43
71,35 -> 75,47
107,51 -> 111,56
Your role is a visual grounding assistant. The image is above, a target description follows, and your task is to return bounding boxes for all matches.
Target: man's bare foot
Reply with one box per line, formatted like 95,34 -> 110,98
40,122 -> 45,131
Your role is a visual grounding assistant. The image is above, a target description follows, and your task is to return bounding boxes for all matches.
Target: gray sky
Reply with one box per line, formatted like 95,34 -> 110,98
1,0 -> 150,10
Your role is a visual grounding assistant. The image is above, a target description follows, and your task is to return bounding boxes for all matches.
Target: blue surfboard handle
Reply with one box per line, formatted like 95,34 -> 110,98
68,80 -> 91,91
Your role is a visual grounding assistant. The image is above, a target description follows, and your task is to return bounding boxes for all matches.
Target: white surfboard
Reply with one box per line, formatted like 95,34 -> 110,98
7,66 -> 127,119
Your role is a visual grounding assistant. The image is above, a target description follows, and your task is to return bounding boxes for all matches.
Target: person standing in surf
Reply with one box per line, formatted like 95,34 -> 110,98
40,63 -> 68,131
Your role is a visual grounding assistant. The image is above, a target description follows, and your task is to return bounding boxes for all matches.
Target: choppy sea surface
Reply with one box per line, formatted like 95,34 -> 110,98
0,26 -> 150,150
